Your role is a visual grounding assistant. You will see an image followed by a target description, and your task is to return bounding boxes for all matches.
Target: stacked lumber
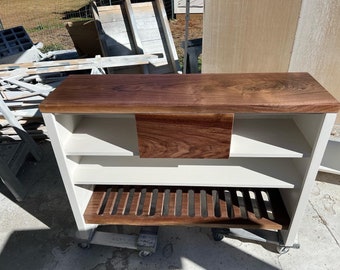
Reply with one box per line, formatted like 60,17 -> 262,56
1,0 -> 179,141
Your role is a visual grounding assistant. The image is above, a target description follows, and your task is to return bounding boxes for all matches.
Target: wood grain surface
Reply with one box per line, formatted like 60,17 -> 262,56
39,73 -> 340,113
84,185 -> 290,230
136,113 -> 233,158
202,0 -> 302,73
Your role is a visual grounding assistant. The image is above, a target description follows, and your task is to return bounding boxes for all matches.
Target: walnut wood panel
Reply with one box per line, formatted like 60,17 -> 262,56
39,73 -> 340,114
135,113 -> 233,158
84,185 -> 290,230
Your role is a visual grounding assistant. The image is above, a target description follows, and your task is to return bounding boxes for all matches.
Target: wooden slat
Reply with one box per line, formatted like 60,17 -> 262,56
0,55 -> 159,77
155,188 -> 164,216
83,186 -> 106,216
128,187 -> 140,215
84,185 -> 290,230
116,188 -> 129,215
103,187 -> 118,215
136,113 -> 233,158
167,188 -> 176,217
39,73 -> 340,114
218,189 -> 228,218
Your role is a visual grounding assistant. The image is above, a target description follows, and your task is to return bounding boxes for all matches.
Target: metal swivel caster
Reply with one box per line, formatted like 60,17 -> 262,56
138,250 -> 152,258
211,228 -> 230,241
276,246 -> 290,254
78,242 -> 91,249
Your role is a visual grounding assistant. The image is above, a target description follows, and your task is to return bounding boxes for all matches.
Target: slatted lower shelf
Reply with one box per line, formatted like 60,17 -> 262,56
84,185 -> 290,230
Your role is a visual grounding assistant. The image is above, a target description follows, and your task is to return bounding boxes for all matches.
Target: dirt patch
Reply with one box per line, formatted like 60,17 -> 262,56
0,0 -> 91,50
0,1 -> 202,60
169,14 -> 203,61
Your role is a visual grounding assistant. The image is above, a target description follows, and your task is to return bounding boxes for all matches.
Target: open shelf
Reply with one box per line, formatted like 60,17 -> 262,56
84,185 -> 290,230
72,157 -> 299,188
63,116 -> 311,158
64,116 -> 138,156
231,118 -> 311,157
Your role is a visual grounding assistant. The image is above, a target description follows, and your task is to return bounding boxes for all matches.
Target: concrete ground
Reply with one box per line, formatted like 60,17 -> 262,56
0,141 -> 340,270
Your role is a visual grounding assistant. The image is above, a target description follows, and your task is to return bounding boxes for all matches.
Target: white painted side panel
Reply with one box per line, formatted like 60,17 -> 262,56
280,113 -> 337,246
42,113 -> 97,232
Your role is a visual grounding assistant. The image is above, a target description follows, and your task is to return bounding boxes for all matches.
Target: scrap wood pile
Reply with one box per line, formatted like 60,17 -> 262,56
0,0 -> 179,142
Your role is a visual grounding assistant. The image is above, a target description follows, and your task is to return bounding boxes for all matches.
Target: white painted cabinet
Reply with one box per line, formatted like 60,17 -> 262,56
40,73 -> 340,249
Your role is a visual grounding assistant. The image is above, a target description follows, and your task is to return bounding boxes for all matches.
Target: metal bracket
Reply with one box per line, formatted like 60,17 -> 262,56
211,228 -> 300,253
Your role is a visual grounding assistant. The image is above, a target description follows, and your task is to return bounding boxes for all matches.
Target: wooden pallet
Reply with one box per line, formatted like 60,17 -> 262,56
84,185 -> 290,230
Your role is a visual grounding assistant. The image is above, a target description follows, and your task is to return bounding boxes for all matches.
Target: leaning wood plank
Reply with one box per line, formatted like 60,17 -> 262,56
124,0 -> 145,55
124,0 -> 149,74
155,0 -> 180,72
0,54 -> 159,71
2,91 -> 46,101
0,54 -> 159,77
90,1 -> 110,57
39,73 -> 340,114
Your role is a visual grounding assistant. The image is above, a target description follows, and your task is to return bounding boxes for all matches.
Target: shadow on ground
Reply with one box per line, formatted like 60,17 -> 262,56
0,142 -> 280,270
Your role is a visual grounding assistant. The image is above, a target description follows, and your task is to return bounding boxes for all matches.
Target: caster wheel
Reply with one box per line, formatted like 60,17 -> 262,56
138,250 -> 152,258
211,228 -> 229,241
212,232 -> 224,241
276,246 -> 290,254
78,242 -> 91,249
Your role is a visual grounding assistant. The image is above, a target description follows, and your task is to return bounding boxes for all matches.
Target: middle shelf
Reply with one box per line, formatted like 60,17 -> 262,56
72,157 -> 300,188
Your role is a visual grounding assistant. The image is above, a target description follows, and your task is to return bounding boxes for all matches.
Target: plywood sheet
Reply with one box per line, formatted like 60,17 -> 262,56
288,0 -> 340,123
202,0 -> 302,73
